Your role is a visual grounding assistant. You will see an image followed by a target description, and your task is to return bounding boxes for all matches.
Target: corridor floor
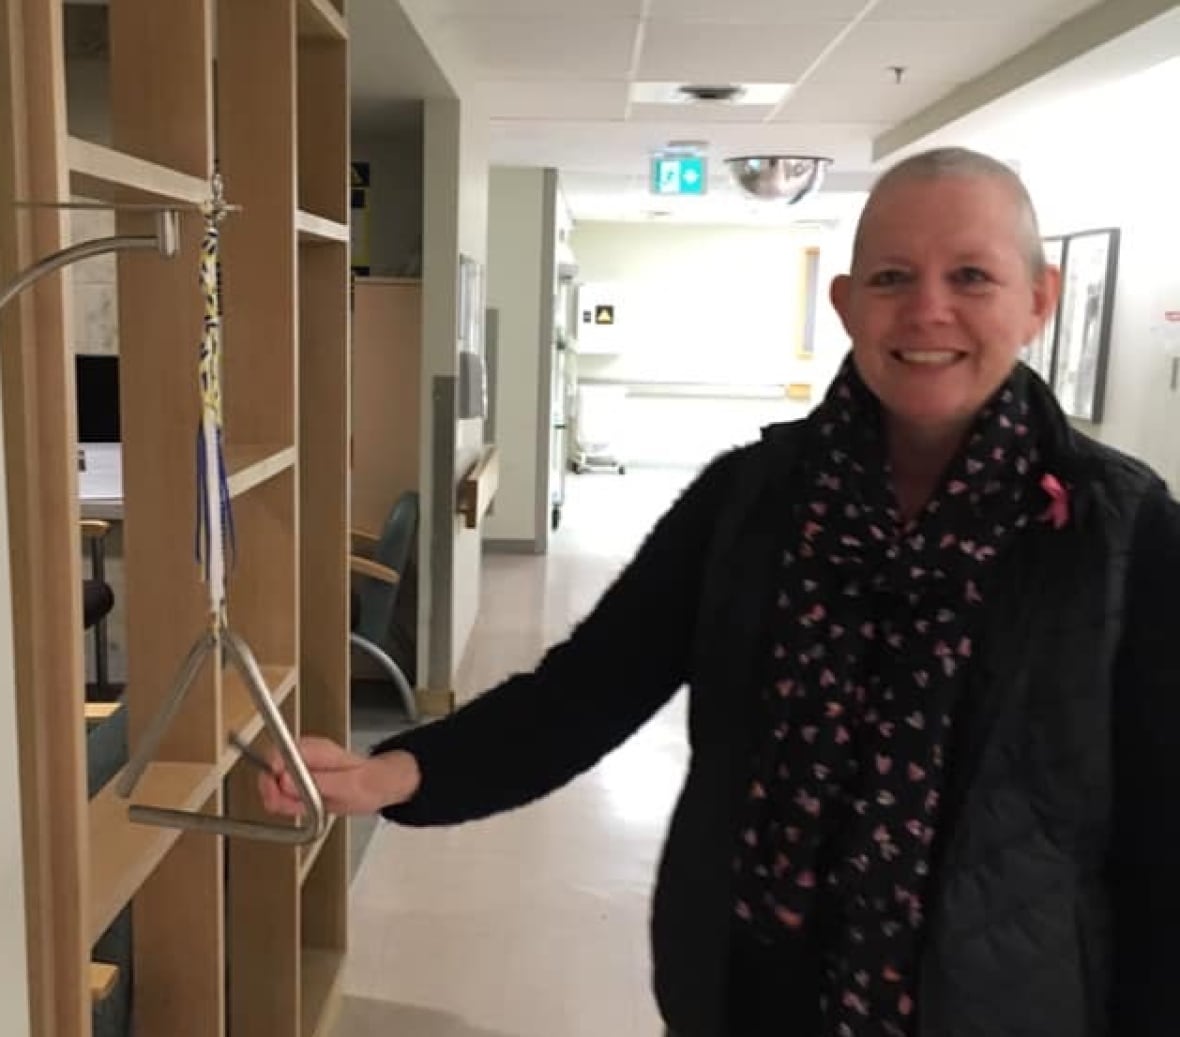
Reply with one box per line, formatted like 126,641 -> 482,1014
334,466 -> 698,1037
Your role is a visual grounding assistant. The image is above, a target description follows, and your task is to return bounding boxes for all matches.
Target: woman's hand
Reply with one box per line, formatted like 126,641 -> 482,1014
257,736 -> 421,817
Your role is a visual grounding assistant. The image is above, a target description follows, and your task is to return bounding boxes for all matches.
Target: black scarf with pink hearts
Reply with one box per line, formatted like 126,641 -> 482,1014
731,358 -> 1042,1037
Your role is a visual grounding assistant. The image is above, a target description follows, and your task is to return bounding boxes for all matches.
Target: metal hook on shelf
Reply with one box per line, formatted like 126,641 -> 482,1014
115,623 -> 326,846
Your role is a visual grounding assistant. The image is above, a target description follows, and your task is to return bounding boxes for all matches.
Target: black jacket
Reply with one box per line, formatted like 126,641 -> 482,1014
375,381 -> 1180,1037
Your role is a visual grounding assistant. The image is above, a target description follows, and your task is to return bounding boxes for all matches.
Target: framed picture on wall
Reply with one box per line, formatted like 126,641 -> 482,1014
796,246 -> 821,359
1051,227 -> 1120,423
457,254 -> 488,418
457,253 -> 474,351
1024,235 -> 1064,382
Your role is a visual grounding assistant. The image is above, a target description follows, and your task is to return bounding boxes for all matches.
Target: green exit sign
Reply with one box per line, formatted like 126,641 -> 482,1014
651,153 -> 707,196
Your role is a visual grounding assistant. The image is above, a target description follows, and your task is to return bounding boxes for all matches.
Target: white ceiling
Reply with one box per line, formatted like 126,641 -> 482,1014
349,0 -> 1157,225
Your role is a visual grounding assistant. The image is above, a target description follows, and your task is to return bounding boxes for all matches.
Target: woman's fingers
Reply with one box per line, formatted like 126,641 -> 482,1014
256,735 -> 380,817
298,736 -> 364,771
265,736 -> 361,777
256,770 -> 306,817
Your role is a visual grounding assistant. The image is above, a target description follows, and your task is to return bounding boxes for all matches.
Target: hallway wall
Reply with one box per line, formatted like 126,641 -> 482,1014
976,55 -> 1180,488
569,218 -> 858,468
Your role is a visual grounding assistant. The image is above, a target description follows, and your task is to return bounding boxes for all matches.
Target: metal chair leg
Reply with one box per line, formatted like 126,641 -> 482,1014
350,633 -> 418,721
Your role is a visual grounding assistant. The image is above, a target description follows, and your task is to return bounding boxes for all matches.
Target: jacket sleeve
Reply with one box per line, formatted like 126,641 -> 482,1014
1111,484 -> 1180,1033
369,447 -> 745,826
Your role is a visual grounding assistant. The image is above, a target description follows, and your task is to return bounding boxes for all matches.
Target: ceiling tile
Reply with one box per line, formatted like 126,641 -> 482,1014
628,102 -> 779,124
647,0 -> 866,21
351,0 -> 1173,227
433,0 -> 644,13
868,0 -> 1097,20
478,80 -> 630,120
437,15 -> 639,79
779,74 -> 958,124
637,20 -> 847,81
816,19 -> 1063,83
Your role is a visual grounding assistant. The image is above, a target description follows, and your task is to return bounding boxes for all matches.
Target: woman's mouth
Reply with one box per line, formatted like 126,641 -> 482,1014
891,350 -> 965,367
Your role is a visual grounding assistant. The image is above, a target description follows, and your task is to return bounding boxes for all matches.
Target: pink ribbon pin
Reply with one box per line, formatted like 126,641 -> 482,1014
1040,473 -> 1070,529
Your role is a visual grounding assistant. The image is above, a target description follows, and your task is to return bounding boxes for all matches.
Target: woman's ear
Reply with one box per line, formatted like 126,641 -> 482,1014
830,275 -> 853,332
1033,264 -> 1062,324
1026,264 -> 1062,343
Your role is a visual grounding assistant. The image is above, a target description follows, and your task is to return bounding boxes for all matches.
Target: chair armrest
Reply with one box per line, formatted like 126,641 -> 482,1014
90,962 -> 119,1002
350,555 -> 400,586
350,529 -> 380,552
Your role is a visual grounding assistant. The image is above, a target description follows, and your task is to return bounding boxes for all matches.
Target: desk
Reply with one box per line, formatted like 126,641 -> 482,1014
78,443 -> 123,520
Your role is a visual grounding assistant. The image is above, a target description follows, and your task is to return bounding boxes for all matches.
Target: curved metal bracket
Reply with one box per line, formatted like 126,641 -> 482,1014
116,624 -> 326,846
0,209 -> 180,315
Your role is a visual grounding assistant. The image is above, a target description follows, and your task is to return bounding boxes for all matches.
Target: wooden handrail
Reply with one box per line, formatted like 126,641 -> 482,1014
457,445 -> 499,530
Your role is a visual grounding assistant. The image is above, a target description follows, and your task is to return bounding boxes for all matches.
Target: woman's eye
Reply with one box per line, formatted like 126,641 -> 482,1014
867,269 -> 908,288
952,267 -> 991,285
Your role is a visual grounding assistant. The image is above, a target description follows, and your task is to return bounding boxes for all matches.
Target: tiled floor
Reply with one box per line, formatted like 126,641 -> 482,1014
334,466 -> 699,1037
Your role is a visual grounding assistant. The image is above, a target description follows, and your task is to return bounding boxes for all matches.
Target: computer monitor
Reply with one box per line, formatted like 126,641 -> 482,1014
75,354 -> 121,443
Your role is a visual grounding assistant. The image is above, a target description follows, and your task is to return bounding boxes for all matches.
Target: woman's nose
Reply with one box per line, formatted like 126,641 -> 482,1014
900,275 -> 954,324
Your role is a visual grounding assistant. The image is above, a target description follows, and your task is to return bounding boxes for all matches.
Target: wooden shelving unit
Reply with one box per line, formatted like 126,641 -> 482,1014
0,1 -> 351,1035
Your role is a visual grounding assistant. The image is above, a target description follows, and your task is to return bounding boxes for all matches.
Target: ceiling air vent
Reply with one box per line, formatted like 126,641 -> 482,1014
630,82 -> 790,106
679,84 -> 745,103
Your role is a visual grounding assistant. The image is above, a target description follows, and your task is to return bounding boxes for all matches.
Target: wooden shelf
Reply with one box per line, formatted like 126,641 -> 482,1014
297,0 -> 347,41
298,813 -> 337,884
67,136 -> 208,205
89,761 -> 220,944
222,664 -> 298,754
84,701 -> 123,726
301,947 -> 345,1037
226,445 -> 297,498
297,210 -> 348,244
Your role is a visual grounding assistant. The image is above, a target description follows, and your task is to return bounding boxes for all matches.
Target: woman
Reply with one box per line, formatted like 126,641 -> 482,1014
261,147 -> 1180,1036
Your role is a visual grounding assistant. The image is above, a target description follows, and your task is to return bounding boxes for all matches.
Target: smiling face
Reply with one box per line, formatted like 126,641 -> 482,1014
830,173 -> 1060,446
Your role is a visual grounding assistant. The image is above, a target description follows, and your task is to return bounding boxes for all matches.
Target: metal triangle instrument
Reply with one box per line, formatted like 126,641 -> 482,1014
115,622 -> 326,845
